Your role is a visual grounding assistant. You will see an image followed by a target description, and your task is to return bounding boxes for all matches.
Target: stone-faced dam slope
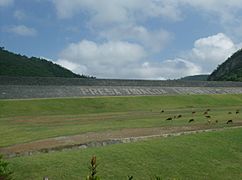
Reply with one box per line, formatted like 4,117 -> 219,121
2,76 -> 242,99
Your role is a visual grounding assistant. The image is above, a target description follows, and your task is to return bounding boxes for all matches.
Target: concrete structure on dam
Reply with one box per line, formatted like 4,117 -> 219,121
1,76 -> 242,99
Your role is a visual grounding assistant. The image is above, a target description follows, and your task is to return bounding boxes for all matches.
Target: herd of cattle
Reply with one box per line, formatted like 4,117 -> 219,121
162,109 -> 239,124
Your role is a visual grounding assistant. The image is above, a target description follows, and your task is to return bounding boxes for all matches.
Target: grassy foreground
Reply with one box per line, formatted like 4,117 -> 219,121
8,128 -> 242,180
1,94 -> 242,147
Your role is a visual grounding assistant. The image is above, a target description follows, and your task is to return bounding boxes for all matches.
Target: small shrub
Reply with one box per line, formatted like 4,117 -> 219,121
0,154 -> 13,180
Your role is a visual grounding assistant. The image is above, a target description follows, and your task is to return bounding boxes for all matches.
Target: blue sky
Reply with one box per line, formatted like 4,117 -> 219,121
1,0 -> 242,79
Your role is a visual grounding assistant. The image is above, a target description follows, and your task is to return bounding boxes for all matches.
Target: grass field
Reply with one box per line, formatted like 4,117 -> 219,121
1,94 -> 242,179
8,128 -> 242,180
1,94 -> 242,147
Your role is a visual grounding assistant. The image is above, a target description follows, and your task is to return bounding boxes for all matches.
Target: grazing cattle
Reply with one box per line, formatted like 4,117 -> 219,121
226,120 -> 233,124
207,119 -> 211,124
160,110 -> 164,113
207,109 -> 211,111
215,120 -> 218,123
204,111 -> 208,115
188,119 -> 194,123
166,117 -> 172,120
205,115 -> 211,118
174,115 -> 177,119
228,112 -> 232,114
192,111 -> 196,114
177,114 -> 182,118
236,111 -> 239,114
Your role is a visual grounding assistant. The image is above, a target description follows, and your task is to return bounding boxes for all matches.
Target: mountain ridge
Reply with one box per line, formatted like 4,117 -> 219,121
0,47 -> 91,78
208,48 -> 242,81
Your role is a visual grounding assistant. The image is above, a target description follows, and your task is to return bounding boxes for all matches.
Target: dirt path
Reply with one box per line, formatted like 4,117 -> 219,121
1,124 -> 242,158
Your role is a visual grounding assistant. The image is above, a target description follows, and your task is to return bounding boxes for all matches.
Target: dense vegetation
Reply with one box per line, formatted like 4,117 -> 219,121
208,48 -> 242,81
0,47 -> 90,78
179,74 -> 209,81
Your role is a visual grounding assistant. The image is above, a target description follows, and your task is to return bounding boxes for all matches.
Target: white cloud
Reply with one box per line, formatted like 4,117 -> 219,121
6,25 -> 37,36
100,25 -> 172,52
189,33 -> 240,73
57,39 -> 201,79
52,0 -> 182,22
129,59 -> 201,79
179,0 -> 242,25
0,0 -> 13,7
60,40 -> 146,66
56,59 -> 85,72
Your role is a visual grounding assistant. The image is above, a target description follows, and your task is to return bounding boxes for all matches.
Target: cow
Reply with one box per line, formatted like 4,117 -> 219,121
205,115 -> 211,118
226,120 -> 233,124
189,119 -> 194,123
177,114 -> 182,118
228,112 -> 232,114
166,117 -> 172,120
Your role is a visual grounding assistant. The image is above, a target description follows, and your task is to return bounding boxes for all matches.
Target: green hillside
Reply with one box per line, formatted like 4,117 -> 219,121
208,48 -> 242,81
0,47 -> 86,78
179,74 -> 209,81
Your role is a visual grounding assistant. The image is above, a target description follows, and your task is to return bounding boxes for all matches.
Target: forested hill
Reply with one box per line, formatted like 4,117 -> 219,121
0,47 -> 87,78
179,75 -> 209,81
208,48 -> 242,81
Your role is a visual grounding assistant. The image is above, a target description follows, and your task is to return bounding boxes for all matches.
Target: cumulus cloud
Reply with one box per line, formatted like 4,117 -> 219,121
129,59 -> 201,79
0,0 -> 13,7
59,40 -> 146,66
187,33 -> 240,73
100,25 -> 172,52
6,25 -> 37,36
56,39 -> 201,79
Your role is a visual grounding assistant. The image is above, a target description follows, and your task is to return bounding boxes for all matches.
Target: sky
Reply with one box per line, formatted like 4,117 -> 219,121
1,0 -> 242,79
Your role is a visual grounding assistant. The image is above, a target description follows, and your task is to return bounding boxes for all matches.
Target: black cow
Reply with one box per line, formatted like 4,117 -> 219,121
226,120 -> 233,124
188,119 -> 194,123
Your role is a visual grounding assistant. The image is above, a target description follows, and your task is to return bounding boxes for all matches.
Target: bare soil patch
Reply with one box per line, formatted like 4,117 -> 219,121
1,123 -> 242,158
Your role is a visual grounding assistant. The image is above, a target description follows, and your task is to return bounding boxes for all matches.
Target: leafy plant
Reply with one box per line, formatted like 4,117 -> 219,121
0,154 -> 13,180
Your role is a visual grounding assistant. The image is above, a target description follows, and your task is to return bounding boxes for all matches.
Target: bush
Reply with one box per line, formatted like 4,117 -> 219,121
0,154 -> 13,180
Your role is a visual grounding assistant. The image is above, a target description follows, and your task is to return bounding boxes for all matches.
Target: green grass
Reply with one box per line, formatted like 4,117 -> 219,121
1,94 -> 242,118
1,94 -> 242,147
8,128 -> 242,180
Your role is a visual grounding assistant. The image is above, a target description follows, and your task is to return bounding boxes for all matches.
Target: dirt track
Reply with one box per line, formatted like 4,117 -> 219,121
1,124 -> 242,158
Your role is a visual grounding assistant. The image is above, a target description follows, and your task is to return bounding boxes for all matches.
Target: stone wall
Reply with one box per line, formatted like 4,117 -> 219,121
2,76 -> 242,99
2,85 -> 242,99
